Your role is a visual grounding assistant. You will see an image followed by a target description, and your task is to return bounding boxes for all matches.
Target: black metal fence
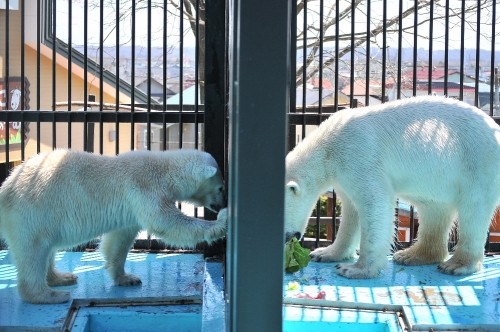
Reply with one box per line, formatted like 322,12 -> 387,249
1,0 -> 499,252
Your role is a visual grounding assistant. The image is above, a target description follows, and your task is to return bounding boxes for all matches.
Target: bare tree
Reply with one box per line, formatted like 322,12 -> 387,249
87,0 -> 497,94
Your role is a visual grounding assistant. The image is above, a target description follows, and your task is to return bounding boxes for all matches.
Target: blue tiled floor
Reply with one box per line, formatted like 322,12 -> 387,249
1,250 -> 500,331
283,255 -> 500,330
0,251 -> 224,331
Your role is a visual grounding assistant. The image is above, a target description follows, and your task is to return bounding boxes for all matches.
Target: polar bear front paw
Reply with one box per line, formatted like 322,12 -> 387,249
216,208 -> 228,225
335,262 -> 382,279
310,245 -> 357,262
115,273 -> 142,286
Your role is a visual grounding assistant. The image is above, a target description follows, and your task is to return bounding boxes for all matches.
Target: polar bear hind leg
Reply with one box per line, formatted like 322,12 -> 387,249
438,198 -> 497,275
13,244 -> 71,304
393,202 -> 453,266
47,252 -> 78,286
101,227 -> 142,286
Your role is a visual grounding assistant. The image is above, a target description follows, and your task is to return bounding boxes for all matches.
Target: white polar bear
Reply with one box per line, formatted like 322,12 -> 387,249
285,96 -> 500,279
0,149 -> 227,304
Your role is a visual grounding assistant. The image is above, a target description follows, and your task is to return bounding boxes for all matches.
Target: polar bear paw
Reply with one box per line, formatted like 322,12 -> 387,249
19,287 -> 71,304
115,273 -> 142,286
47,271 -> 78,287
437,257 -> 482,275
335,262 -> 382,279
310,245 -> 358,262
393,245 -> 448,266
216,208 -> 228,226
204,208 -> 227,244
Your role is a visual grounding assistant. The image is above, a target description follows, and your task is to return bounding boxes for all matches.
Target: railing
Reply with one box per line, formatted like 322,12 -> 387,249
1,1 -> 499,249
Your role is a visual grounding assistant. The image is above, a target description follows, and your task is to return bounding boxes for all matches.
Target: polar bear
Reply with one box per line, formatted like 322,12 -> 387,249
0,149 -> 227,304
285,96 -> 500,279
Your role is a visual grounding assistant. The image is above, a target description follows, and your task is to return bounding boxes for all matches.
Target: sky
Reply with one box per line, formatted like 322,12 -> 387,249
52,0 -> 498,52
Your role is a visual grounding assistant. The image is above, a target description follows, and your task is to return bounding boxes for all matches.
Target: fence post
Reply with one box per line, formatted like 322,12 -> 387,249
226,0 -> 291,330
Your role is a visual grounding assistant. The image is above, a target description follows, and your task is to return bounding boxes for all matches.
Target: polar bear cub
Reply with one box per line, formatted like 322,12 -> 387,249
0,149 -> 227,303
285,96 -> 500,279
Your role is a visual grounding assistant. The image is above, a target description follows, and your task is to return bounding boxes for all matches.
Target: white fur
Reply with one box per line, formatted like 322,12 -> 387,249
285,96 -> 500,279
0,149 -> 227,303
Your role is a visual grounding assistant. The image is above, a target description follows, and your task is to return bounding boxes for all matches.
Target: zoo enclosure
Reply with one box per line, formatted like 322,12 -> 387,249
1,1 -> 499,248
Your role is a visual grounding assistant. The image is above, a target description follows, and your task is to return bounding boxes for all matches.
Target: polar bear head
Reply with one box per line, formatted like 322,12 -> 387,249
284,178 -> 319,241
183,151 -> 226,213
188,164 -> 226,212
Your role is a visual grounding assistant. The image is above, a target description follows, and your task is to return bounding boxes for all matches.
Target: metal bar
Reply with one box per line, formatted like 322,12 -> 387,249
67,0 -> 73,149
427,0 -> 433,96
146,0 -> 152,151
489,1 -> 497,117
179,0 -> 185,149
51,0 -> 57,148
131,0 -> 136,150
99,0 -> 105,154
4,0 -> 10,171
444,0 -> 449,96
115,0 -> 120,154
474,0 -> 481,107
83,0 -> 88,151
349,1 -> 355,107
20,0 -> 26,160
36,0 -> 41,153
396,0 -> 402,100
227,0 -> 290,330
459,0 -> 466,100
365,0 -> 371,106
412,0 -> 418,97
381,0 -> 387,102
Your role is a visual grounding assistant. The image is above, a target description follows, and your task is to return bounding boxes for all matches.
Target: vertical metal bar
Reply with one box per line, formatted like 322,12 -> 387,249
409,205 -> 415,244
194,0 -> 200,149
301,0 -> 307,136
161,0 -> 167,151
51,0 -> 56,149
67,0 -> 73,149
474,0 -> 481,107
396,0 -> 402,100
131,0 -> 136,150
5,0 -> 10,171
332,0 -> 337,111
412,0 -> 418,97
381,0 -> 387,102
20,0 -> 26,160
349,1 -> 355,107
83,0 -> 88,151
459,0 -> 466,101
99,0 -> 105,154
178,0 -> 184,149
444,0 -> 449,96
204,0 -> 226,171
227,0 -> 290,329
115,0 -> 120,154
365,0 -> 370,106
204,0 -> 226,241
147,0 -> 152,151
288,0 -> 296,151
489,0 -> 496,116
427,0 -> 434,96
36,0 -> 41,153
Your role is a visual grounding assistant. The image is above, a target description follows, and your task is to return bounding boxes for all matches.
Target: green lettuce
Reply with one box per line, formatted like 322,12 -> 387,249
284,237 -> 311,273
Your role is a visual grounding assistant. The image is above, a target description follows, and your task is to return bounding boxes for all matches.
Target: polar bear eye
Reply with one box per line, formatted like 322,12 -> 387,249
218,186 -> 224,193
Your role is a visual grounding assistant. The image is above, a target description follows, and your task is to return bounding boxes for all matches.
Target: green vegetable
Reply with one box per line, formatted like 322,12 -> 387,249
284,237 -> 311,273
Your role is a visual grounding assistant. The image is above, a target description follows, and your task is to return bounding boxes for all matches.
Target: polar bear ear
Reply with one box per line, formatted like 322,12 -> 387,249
199,165 -> 218,179
287,181 -> 300,195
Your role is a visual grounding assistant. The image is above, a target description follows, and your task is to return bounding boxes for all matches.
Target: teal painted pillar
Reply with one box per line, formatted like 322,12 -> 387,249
226,0 -> 291,331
